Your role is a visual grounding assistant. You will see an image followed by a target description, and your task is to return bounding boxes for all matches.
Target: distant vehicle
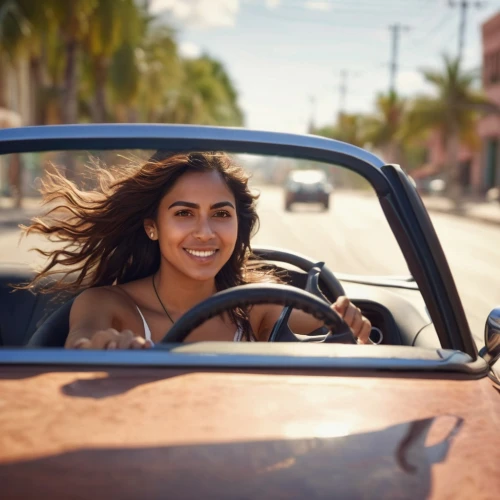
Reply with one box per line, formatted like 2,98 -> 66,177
284,169 -> 332,211
486,187 -> 500,203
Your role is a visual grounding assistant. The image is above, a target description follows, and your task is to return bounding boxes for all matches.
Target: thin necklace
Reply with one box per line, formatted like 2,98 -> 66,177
152,274 -> 175,324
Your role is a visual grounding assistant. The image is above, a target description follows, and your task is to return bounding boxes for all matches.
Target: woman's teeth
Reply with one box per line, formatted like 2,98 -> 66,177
185,249 -> 217,258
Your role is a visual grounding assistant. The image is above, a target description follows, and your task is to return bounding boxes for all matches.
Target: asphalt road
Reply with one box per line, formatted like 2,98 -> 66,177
2,186 -> 499,347
253,187 -> 500,347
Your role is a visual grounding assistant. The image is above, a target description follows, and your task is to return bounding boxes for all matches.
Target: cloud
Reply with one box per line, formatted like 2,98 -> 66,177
179,41 -> 202,59
149,0 -> 240,28
304,1 -> 331,11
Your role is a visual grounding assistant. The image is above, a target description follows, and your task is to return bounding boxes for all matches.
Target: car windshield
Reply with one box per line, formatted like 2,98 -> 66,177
0,145 -> 443,351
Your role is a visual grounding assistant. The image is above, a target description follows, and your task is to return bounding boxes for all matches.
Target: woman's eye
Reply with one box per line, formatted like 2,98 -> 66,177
213,210 -> 231,218
175,210 -> 192,217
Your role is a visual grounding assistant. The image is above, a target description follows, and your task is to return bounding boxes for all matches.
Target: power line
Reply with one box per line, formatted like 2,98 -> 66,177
410,11 -> 454,45
388,23 -> 411,94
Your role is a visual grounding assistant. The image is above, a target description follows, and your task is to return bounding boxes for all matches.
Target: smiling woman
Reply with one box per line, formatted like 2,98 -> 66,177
17,150 -> 371,349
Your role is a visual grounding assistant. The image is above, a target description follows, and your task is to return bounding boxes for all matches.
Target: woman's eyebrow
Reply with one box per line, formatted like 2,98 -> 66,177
168,201 -> 198,209
211,201 -> 235,209
168,201 -> 235,209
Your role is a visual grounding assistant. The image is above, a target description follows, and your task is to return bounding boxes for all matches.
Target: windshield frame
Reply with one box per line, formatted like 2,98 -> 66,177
0,344 -> 489,377
0,124 -> 476,357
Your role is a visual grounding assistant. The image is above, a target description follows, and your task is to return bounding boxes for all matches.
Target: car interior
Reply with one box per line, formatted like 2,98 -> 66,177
0,248 -> 439,349
0,142 -> 459,355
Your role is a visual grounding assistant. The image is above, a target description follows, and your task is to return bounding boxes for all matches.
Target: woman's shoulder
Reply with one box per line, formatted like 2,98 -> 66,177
72,284 -> 138,311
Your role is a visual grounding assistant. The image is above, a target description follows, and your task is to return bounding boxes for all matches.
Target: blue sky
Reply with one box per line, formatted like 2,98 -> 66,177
150,0 -> 500,134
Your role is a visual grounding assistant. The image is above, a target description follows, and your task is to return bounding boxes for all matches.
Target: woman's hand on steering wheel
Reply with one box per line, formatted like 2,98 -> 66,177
72,329 -> 154,350
333,296 -> 371,344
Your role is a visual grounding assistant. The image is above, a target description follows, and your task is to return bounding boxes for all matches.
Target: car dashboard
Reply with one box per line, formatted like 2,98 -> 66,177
275,264 -> 438,349
0,262 -> 439,349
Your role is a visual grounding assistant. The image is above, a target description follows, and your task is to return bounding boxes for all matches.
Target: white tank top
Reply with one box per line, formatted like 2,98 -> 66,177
136,306 -> 250,342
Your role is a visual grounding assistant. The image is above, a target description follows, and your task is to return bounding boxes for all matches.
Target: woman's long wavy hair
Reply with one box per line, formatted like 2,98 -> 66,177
20,151 -> 280,340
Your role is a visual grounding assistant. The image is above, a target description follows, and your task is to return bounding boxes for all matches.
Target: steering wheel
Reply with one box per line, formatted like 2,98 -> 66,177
28,247 -> 349,347
160,283 -> 356,344
251,247 -> 345,342
251,247 -> 345,300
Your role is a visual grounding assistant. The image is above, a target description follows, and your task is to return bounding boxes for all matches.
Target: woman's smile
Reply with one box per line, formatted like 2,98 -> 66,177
183,247 -> 220,262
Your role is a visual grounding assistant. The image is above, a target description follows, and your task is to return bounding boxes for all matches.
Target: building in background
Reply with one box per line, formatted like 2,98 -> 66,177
478,11 -> 500,195
0,57 -> 31,126
417,11 -> 500,197
0,54 -> 35,201
421,129 -> 479,195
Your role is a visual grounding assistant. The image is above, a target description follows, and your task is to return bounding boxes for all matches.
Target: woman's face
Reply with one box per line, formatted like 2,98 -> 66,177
151,170 -> 238,282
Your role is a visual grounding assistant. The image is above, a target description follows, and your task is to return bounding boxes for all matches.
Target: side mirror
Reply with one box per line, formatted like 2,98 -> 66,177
482,307 -> 500,365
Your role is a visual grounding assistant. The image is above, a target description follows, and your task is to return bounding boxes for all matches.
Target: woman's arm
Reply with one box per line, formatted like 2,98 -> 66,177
254,296 -> 371,343
65,288 -> 152,349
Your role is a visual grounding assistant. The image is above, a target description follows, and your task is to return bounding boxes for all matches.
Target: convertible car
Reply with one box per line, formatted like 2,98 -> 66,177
0,125 -> 499,499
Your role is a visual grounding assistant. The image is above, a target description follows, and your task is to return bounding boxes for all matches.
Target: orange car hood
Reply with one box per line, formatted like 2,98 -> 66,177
0,366 -> 499,499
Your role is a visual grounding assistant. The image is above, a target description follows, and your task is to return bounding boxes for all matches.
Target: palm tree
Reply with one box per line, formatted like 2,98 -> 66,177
83,0 -> 142,122
0,0 -> 22,107
49,1 -> 98,124
405,54 -> 492,207
107,42 -> 141,122
0,0 -> 244,128
176,56 -> 243,126
134,24 -> 183,123
363,91 -> 406,165
0,0 -> 51,206
203,57 -> 244,125
158,55 -> 243,126
0,0 -> 46,118
313,113 -> 366,148
312,114 -> 372,190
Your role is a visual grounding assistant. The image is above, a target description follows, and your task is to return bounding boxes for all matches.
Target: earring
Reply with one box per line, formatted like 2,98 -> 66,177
150,232 -> 154,239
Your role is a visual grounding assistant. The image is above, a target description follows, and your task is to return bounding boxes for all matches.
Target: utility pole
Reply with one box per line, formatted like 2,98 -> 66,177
448,1 -> 484,64
338,70 -> 348,118
388,23 -> 410,95
307,95 -> 316,133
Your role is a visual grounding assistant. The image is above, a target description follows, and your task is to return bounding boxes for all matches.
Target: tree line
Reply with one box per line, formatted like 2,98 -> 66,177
1,1 -> 499,208
0,0 -> 244,126
312,55 -> 500,206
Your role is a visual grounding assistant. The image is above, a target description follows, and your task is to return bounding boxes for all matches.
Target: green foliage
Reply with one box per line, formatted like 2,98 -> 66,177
109,43 -> 141,105
404,54 -> 486,149
313,114 -> 366,148
0,0 -> 244,126
176,56 -> 244,126
313,54 -> 495,188
363,92 -> 405,145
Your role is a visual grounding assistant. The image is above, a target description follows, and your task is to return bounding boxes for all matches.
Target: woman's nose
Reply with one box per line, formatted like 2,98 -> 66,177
193,218 -> 215,240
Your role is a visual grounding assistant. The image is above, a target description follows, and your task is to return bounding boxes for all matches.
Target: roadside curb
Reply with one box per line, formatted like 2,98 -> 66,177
425,204 -> 500,227
0,208 -> 40,229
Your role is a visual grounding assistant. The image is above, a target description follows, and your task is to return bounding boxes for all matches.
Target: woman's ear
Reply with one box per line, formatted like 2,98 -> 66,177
144,219 -> 157,240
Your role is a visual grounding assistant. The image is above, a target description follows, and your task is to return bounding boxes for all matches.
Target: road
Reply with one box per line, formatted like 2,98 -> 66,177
253,187 -> 500,347
2,187 -> 499,347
